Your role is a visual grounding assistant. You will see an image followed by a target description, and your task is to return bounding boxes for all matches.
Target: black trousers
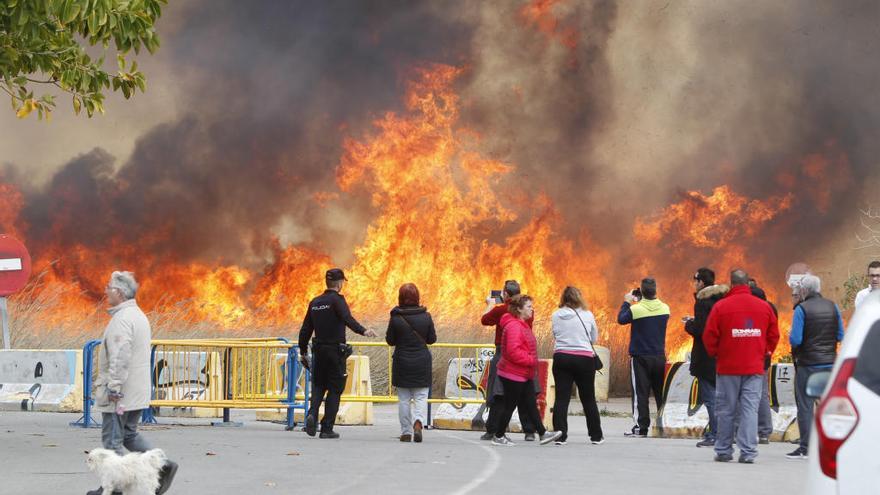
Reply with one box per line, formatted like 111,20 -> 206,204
495,376 -> 546,438
631,355 -> 665,434
308,344 -> 348,431
552,353 -> 603,442
485,347 -> 536,434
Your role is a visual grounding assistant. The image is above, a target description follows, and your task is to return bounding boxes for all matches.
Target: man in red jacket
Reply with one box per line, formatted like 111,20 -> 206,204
704,269 -> 779,464
479,280 -> 537,441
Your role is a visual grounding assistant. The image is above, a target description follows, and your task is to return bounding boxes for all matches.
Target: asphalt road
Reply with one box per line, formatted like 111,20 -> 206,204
3,404 -> 807,494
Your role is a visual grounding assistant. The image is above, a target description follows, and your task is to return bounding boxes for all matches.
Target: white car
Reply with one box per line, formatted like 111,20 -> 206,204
806,290 -> 880,494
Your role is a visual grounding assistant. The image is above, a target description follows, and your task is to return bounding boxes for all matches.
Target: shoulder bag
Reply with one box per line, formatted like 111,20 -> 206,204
574,310 -> 603,371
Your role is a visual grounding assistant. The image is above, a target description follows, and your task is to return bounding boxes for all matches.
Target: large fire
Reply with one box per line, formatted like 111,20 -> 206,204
0,63 -> 848,372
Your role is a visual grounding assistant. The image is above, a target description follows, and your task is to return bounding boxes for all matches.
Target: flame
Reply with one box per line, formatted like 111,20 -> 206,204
0,63 -> 848,375
633,186 -> 795,360
519,0 -> 579,50
336,64 -> 611,330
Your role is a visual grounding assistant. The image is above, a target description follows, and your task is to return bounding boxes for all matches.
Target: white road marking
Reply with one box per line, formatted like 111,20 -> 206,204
439,431 -> 501,495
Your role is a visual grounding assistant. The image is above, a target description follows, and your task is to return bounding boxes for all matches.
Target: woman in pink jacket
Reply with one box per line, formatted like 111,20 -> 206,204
492,294 -> 562,446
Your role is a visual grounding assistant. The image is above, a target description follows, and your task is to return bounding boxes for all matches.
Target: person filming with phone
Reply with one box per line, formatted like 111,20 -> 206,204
479,279 -> 539,441
617,278 -> 670,437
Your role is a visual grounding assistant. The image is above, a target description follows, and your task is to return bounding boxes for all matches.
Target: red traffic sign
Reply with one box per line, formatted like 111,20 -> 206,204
0,235 -> 31,297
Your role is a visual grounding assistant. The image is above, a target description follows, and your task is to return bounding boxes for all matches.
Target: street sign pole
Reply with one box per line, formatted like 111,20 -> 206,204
1,296 -> 9,349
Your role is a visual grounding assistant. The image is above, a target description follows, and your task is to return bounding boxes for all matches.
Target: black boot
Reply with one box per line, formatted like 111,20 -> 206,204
156,460 -> 179,494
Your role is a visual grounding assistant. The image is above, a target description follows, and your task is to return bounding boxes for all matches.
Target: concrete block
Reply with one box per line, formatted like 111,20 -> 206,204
432,358 -> 554,432
0,349 -> 83,412
654,362 -> 798,440
257,354 -> 372,425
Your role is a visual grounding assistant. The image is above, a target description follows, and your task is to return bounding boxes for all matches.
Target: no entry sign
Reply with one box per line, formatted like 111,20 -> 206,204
0,235 -> 31,297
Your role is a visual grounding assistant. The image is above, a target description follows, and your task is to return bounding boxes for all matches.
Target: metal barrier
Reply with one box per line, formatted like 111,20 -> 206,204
70,339 -> 103,428
74,338 -> 494,430
343,342 -> 492,405
73,337 -> 307,430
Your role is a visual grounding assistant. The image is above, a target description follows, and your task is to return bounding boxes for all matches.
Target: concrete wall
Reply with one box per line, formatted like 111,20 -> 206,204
257,355 -> 373,425
655,362 -> 798,440
0,349 -> 83,412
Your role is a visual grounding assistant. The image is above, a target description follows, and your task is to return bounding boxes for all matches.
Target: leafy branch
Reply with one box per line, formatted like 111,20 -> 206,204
0,0 -> 166,120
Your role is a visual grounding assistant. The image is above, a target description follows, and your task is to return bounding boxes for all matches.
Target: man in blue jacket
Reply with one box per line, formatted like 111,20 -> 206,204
786,274 -> 844,459
618,278 -> 670,437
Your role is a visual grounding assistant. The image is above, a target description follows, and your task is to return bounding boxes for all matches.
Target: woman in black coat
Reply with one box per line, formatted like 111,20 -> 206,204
385,283 -> 437,442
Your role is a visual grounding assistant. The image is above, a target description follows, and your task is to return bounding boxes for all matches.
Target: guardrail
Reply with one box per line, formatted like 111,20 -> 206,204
74,338 -> 496,430
73,337 -> 307,430
344,342 -> 493,404
70,339 -> 103,428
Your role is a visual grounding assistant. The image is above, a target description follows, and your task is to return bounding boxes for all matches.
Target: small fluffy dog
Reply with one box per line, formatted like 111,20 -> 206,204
86,448 -> 167,495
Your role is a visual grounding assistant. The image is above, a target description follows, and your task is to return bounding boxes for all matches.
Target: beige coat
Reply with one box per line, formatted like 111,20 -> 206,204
94,299 -> 152,413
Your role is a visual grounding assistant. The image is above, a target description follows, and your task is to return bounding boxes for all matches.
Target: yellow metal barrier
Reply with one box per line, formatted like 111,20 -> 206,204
147,338 -> 304,427
344,342 -> 493,404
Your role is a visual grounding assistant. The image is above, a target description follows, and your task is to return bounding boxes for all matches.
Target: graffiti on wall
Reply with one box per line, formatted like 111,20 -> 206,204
656,362 -> 798,439
0,350 -> 80,412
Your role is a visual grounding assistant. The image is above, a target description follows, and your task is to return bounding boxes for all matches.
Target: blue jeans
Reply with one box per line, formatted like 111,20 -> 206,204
700,379 -> 717,441
101,410 -> 152,456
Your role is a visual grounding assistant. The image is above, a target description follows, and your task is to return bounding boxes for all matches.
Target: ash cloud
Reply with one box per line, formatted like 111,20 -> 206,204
5,0 -> 879,287
14,0 -> 480,267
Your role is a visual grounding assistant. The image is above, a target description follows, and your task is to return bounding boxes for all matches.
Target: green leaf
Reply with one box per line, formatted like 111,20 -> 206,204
117,54 -> 125,70
63,3 -> 80,24
72,95 -> 81,115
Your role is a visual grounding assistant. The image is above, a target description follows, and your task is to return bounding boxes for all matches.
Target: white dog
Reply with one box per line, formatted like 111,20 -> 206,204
86,448 -> 167,495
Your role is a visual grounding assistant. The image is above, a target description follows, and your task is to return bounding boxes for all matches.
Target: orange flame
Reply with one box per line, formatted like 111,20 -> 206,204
634,186 -> 795,360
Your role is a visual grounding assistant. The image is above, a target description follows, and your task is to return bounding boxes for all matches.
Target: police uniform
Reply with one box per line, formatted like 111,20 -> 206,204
298,269 -> 367,436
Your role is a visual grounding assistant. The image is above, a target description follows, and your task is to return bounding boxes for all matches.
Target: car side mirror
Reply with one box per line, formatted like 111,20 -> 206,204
805,371 -> 831,399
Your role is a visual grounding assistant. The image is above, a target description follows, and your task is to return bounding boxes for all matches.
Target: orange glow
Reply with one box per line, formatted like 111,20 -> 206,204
518,0 -> 579,50
0,64 -> 843,370
634,186 -> 795,360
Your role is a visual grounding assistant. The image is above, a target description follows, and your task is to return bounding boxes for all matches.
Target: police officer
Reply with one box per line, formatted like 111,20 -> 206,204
298,268 -> 376,438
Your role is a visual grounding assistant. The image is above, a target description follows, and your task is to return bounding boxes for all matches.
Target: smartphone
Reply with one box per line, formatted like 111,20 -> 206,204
490,290 -> 503,303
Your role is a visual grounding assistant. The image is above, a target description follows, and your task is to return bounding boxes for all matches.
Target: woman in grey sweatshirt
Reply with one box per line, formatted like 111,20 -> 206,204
551,286 -> 604,444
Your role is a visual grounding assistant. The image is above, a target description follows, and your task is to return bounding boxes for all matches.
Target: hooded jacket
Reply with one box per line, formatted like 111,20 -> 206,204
95,299 -> 152,413
704,285 -> 780,375
385,306 -> 437,388
482,303 -> 534,346
617,298 -> 670,356
552,307 -> 599,353
684,284 -> 728,382
497,313 -> 539,381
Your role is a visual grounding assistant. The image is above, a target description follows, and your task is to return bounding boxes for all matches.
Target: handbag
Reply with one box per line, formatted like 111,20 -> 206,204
574,310 -> 603,371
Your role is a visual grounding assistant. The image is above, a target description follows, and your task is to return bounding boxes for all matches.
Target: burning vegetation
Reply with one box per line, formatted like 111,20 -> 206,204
1,1 -> 876,395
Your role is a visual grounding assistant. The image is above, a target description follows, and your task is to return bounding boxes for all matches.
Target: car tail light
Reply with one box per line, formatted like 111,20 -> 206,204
815,358 -> 860,479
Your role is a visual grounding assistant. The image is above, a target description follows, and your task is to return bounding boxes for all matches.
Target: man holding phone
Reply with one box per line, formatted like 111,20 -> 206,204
617,278 -> 670,437
479,280 -> 538,441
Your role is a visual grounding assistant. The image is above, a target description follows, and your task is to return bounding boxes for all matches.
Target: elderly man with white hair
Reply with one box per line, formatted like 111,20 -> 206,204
88,271 -> 177,495
786,273 -> 844,460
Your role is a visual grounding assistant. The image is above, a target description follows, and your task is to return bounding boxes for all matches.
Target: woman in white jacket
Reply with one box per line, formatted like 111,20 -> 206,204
550,286 -> 604,445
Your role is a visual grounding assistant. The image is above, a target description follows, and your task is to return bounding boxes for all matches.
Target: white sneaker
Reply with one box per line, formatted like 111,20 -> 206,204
491,435 -> 516,446
539,431 -> 563,445
591,438 -> 605,445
